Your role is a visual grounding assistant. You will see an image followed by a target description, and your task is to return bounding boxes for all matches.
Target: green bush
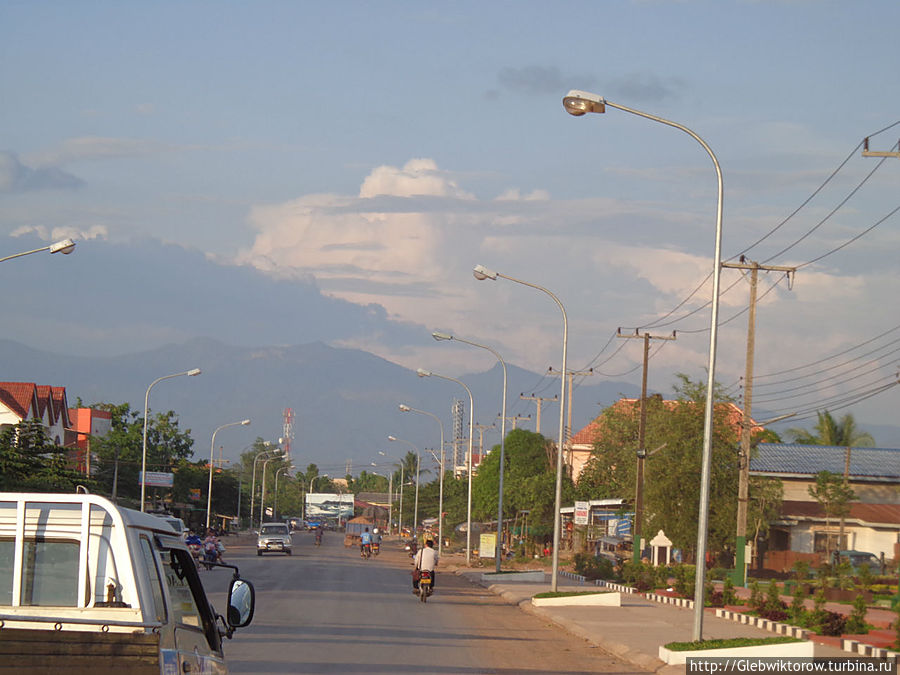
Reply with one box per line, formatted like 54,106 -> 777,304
573,553 -> 615,581
622,561 -> 657,591
722,576 -> 738,606
748,580 -> 764,610
844,594 -> 869,634
790,582 -> 806,624
672,564 -> 695,598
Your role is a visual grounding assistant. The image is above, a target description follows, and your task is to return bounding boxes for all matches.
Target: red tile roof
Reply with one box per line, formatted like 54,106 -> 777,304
0,382 -> 39,419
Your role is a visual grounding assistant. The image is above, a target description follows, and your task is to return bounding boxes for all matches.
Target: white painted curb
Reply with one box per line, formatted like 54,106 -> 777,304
532,591 -> 622,607
659,640 -> 815,665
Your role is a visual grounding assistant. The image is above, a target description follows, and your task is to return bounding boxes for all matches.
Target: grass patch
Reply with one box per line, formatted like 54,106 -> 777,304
483,570 -> 540,575
665,636 -> 802,652
533,590 -> 610,599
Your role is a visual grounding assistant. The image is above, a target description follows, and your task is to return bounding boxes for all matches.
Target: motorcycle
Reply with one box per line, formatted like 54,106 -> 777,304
202,545 -> 217,570
361,543 -> 372,560
417,570 -> 433,602
188,543 -> 202,567
315,531 -> 322,546
372,541 -> 380,556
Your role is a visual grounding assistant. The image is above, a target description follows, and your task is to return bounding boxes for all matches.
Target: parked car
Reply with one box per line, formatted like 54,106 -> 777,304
257,522 -> 293,556
837,550 -> 881,573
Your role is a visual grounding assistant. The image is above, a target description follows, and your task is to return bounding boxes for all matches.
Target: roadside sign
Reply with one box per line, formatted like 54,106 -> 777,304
139,471 -> 174,487
574,501 -> 589,525
479,533 -> 496,557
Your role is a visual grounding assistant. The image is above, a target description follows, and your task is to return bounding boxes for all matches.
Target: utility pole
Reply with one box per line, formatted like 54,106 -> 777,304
519,393 -> 557,434
722,258 -> 797,585
617,329 -> 676,563
473,423 -> 495,465
504,413 -> 531,430
862,137 -> 900,158
548,367 -> 594,473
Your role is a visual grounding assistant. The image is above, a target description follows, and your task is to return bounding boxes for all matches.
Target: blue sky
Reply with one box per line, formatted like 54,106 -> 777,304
2,1 -> 899,441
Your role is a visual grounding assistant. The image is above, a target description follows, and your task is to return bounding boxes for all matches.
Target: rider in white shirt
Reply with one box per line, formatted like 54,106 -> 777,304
413,539 -> 439,592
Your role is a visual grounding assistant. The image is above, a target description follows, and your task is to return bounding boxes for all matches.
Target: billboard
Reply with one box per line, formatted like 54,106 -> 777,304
305,493 -> 354,521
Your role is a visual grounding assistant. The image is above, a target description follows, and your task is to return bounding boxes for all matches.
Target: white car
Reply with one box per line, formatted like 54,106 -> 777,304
257,522 -> 293,556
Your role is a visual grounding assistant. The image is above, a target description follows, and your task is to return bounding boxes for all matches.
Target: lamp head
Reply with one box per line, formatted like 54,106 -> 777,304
49,238 -> 76,255
472,264 -> 497,281
431,331 -> 453,342
563,89 -> 606,116
416,368 -> 432,378
241,419 -> 251,426
398,404 -> 411,412
388,435 -> 397,442
187,368 -> 202,377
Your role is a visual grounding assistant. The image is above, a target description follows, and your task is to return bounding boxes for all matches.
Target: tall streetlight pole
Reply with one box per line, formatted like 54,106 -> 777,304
0,238 -> 76,263
473,265 -> 567,591
141,368 -> 201,512
379,452 -> 405,534
432,331 -> 508,572
206,419 -> 250,530
273,465 -> 293,520
258,455 -> 283,530
250,445 -> 279,530
399,404 -> 445,556
416,368 -> 475,564
563,89 -> 724,641
388,436 -> 420,536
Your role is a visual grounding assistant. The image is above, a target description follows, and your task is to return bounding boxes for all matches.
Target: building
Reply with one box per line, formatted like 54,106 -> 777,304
67,407 -> 113,474
750,443 -> 900,566
0,381 -> 71,446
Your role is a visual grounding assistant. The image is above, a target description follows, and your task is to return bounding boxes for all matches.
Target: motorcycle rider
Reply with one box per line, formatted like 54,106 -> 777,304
371,527 -> 382,554
412,539 -> 438,593
360,527 -> 372,557
315,527 -> 323,545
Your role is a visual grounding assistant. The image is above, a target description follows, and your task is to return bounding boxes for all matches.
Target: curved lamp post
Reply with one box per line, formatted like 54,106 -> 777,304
472,265 -> 567,591
388,436 -> 420,538
141,368 -> 201,512
399,404 -> 445,556
250,445 -> 280,529
563,89 -> 724,641
0,238 -> 76,263
206,419 -> 251,529
432,331 -> 508,572
273,464 -> 294,520
417,368 -> 475,564
378,452 -> 404,534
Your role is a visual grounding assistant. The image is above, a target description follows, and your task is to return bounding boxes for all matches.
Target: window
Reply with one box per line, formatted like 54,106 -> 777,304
813,531 -> 846,553
0,540 -> 13,605
20,540 -> 79,606
138,536 -> 167,622
163,549 -> 204,629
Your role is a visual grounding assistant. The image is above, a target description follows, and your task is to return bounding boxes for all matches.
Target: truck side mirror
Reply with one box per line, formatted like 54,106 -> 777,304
227,578 -> 255,628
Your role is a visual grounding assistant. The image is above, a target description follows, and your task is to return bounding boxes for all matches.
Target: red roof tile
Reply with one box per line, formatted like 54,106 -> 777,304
0,382 -> 38,419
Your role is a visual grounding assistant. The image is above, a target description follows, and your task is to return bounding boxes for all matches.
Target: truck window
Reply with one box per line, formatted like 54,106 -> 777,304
21,539 -> 79,606
162,547 -> 221,652
138,536 -> 167,622
0,540 -> 13,605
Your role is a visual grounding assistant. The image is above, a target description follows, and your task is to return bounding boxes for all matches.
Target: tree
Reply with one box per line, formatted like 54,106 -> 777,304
808,470 -> 856,553
787,410 -> 875,448
576,375 -> 742,560
0,419 -> 89,492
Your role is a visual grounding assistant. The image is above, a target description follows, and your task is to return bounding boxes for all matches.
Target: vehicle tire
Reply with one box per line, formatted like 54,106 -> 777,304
257,551 -> 262,557
420,587 -> 427,603
287,550 -> 292,556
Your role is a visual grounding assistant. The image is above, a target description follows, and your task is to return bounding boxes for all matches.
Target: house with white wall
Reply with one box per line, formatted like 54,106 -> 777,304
0,381 -> 71,445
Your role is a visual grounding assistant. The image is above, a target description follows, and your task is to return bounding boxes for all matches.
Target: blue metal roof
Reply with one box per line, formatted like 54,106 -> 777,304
751,443 -> 900,480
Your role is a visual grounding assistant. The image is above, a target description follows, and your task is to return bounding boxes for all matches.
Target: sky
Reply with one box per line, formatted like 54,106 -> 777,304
2,1 -> 899,446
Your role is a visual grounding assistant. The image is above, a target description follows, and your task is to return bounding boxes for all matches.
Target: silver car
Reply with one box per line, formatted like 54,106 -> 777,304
257,522 -> 292,556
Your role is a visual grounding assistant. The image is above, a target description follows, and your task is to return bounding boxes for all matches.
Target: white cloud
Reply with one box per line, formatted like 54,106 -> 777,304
11,224 -> 108,242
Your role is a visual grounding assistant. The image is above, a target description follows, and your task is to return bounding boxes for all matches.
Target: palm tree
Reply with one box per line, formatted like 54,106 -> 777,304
787,410 -> 874,447
788,410 -> 871,553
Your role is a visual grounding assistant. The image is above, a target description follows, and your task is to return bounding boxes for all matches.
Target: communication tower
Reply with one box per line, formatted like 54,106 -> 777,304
451,398 -> 465,474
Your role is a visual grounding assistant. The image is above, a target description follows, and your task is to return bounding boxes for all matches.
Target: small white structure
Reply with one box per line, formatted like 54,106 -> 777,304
649,530 -> 672,566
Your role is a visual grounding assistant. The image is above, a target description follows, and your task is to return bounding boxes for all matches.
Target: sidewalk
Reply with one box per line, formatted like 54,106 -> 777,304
455,569 -> 887,674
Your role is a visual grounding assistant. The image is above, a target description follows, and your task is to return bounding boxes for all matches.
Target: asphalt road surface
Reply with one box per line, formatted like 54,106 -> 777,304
202,531 -> 644,675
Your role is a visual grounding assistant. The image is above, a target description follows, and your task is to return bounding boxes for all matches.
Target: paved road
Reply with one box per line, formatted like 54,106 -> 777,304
203,533 -> 645,674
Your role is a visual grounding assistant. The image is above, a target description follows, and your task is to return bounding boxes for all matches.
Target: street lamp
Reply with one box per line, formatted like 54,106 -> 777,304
273,465 -> 294,520
563,89 -> 724,641
379,451 -> 405,535
371,464 -> 394,535
250,445 -> 280,529
388,435 -> 420,537
140,368 -> 201,512
0,238 -> 76,263
416,368 -> 475,564
259,454 -> 286,530
206,419 -> 251,530
432,331 -> 508,572
399,403 -> 445,556
472,265 -> 567,591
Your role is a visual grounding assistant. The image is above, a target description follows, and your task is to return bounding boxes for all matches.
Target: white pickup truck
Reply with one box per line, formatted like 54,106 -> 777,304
0,492 -> 256,674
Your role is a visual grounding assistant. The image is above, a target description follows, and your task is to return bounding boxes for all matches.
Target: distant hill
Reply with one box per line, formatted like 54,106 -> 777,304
0,337 -> 642,473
